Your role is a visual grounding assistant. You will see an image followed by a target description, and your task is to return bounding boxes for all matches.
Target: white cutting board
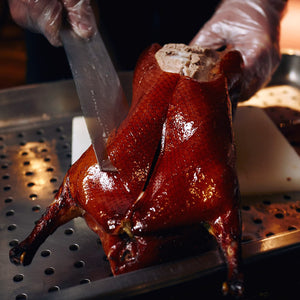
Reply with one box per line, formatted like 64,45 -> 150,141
72,116 -> 90,164
72,86 -> 300,196
233,106 -> 300,195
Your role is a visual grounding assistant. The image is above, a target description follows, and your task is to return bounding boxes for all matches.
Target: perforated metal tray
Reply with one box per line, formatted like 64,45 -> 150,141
1,55 -> 300,300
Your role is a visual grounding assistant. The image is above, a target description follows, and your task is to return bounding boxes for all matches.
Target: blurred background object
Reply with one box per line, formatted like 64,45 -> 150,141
0,2 -> 26,89
280,0 -> 300,51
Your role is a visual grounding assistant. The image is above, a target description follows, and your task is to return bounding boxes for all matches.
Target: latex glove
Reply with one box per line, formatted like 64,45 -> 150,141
190,0 -> 288,101
8,0 -> 96,46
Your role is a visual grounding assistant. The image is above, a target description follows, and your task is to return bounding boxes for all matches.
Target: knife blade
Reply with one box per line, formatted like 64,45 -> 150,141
60,17 -> 128,172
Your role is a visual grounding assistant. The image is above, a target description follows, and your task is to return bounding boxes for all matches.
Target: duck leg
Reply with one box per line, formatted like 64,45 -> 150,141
9,175 -> 83,265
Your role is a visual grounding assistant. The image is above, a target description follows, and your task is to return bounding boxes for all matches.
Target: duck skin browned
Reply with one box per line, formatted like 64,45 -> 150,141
10,43 -> 243,296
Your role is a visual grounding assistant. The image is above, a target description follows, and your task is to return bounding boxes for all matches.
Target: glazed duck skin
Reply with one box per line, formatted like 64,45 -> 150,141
10,43 -> 243,296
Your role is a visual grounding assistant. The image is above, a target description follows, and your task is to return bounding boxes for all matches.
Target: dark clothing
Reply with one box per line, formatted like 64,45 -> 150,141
25,1 -> 220,84
25,30 -> 72,84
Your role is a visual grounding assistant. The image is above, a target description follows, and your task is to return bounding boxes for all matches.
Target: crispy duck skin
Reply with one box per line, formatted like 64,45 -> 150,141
10,44 -> 243,296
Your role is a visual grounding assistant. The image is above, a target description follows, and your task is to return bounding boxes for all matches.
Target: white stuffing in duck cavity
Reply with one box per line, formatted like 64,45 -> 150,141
155,43 -> 220,81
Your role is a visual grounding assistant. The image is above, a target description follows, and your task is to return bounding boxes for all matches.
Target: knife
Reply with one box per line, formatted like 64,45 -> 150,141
60,15 -> 128,172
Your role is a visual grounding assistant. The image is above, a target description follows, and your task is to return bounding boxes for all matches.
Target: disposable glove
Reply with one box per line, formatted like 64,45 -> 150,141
191,0 -> 288,101
8,0 -> 96,46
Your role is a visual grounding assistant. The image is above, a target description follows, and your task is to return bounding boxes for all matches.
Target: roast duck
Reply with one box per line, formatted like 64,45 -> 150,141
10,43 -> 244,296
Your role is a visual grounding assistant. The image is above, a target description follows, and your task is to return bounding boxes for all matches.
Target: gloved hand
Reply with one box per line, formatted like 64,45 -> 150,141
8,0 -> 96,47
190,0 -> 288,101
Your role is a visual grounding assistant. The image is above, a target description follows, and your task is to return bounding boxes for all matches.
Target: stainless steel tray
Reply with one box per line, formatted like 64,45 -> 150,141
1,55 -> 300,300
